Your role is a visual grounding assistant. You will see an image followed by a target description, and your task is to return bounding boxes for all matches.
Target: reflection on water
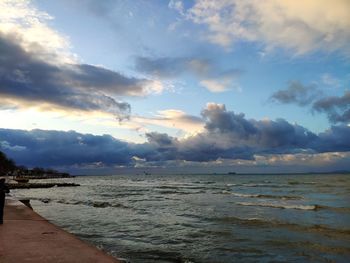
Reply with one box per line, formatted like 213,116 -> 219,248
12,174 -> 350,263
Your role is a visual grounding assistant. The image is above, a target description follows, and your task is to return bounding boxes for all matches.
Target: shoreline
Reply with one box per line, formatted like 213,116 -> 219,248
0,198 -> 121,263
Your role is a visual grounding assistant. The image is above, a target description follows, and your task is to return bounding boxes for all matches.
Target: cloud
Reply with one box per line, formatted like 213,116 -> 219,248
202,103 -> 257,136
143,103 -> 349,163
315,125 -> 350,152
200,73 -> 241,93
0,129 -> 134,167
0,32 -> 164,120
312,91 -> 350,124
250,151 -> 350,173
1,103 -> 349,170
0,0 -> 74,64
0,1 -> 164,120
185,0 -> 350,56
135,57 -> 188,78
146,132 -> 176,146
270,82 -> 350,124
0,33 -> 151,119
0,141 -> 26,152
135,56 -> 241,92
132,109 -> 204,134
270,81 -> 322,106
168,0 -> 185,15
201,103 -> 317,152
321,73 -> 341,88
147,103 -> 350,164
198,103 -> 318,154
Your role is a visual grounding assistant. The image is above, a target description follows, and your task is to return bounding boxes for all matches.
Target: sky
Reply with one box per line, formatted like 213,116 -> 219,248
0,0 -> 349,174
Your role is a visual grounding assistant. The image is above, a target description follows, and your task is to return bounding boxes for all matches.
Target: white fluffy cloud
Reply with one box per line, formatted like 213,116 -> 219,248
168,0 -> 185,15
0,0 -> 75,64
187,0 -> 350,56
200,75 -> 241,93
132,109 -> 204,134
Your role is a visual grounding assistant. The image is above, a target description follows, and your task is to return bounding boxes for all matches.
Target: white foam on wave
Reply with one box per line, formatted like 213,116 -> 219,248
222,191 -> 302,200
229,192 -> 259,198
236,202 -> 316,211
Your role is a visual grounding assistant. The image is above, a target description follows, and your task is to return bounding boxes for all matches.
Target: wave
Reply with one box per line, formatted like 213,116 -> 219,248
226,183 -> 239,187
314,205 -> 350,213
267,240 -> 350,255
222,191 -> 302,200
157,189 -> 206,195
122,249 -> 194,263
156,185 -> 207,191
202,181 -> 216,184
113,192 -> 146,197
213,216 -> 350,237
37,198 -> 129,209
156,185 -> 182,190
236,201 -> 317,211
191,181 -> 216,185
241,183 -> 287,188
61,199 -> 129,209
226,182 -> 280,187
237,202 -> 350,213
288,181 -> 317,185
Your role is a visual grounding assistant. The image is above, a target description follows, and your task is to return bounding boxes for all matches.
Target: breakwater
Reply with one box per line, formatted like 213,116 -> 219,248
0,198 -> 120,263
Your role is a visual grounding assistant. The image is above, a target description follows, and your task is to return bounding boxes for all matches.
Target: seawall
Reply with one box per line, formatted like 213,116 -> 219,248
0,198 -> 121,263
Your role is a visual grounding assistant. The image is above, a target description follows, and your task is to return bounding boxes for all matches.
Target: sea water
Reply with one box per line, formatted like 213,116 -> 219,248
11,174 -> 350,262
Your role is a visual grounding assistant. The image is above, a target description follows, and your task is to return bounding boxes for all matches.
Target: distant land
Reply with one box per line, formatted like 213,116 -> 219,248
170,171 -> 350,176
2,150 -> 349,178
0,151 -> 72,179
72,171 -> 350,176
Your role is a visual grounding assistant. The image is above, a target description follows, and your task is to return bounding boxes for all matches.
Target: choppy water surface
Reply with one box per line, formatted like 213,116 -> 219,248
12,174 -> 350,262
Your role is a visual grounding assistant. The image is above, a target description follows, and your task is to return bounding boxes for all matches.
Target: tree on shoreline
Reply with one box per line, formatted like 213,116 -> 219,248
0,151 -> 71,178
0,151 -> 16,175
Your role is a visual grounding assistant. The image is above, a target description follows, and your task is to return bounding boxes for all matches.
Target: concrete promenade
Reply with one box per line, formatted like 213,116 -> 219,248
0,198 -> 121,263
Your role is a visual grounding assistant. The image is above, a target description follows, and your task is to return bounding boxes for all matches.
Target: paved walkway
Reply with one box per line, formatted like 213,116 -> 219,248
0,198 -> 121,263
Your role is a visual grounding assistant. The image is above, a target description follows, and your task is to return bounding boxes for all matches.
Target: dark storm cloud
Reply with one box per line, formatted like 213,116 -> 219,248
141,104 -> 348,163
142,132 -> 179,162
145,104 -> 349,162
0,33 -> 154,119
270,81 -> 350,124
0,129 -> 134,167
201,103 -> 317,150
313,125 -> 350,152
1,104 -> 349,168
254,119 -> 318,150
178,104 -> 318,160
270,81 -> 321,106
201,104 -> 258,137
312,91 -> 350,123
146,132 -> 177,146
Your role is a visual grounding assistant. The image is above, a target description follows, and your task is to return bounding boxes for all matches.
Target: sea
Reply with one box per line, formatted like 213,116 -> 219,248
11,173 -> 350,263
